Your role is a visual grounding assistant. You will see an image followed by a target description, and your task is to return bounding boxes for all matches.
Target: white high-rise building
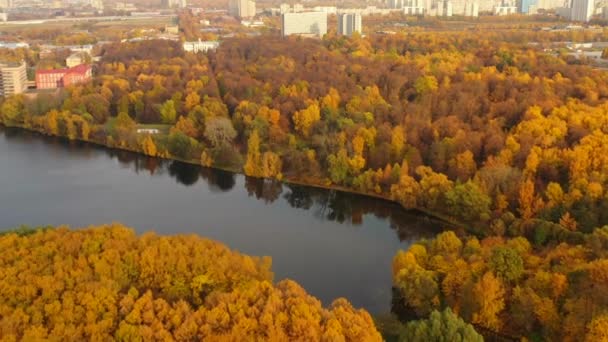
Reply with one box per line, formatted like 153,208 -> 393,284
391,0 -> 426,14
571,0 -> 593,21
281,12 -> 327,37
494,5 -> 518,14
464,0 -> 479,16
165,0 -> 186,8
229,0 -> 256,18
451,0 -> 478,16
389,0 -> 429,13
337,13 -> 362,36
90,0 -> 103,11
477,0 -> 498,12
536,0 -> 565,10
0,61 -> 27,97
436,0 -> 453,15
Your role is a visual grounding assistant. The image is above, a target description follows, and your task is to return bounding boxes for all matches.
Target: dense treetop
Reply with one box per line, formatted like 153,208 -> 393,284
393,229 -> 608,341
0,224 -> 381,341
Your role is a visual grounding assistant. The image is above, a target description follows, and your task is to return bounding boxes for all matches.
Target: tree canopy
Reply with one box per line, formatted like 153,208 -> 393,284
0,224 -> 381,341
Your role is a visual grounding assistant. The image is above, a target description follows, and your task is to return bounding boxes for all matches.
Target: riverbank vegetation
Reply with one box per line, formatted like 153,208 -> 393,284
3,32 -> 608,233
0,224 -> 382,341
393,230 -> 608,341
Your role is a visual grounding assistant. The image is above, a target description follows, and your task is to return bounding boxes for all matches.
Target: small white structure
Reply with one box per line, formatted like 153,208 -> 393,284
137,128 -> 160,134
241,19 -> 264,27
567,42 -> 593,49
183,39 -> 220,53
69,45 -> 94,55
165,25 -> 179,34
0,42 -> 29,49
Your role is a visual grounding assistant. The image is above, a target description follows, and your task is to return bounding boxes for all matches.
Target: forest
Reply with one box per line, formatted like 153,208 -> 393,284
0,224 -> 382,341
393,229 -> 608,341
3,28 -> 608,339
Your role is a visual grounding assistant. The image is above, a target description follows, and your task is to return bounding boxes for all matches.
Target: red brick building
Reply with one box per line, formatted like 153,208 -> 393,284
35,64 -> 92,89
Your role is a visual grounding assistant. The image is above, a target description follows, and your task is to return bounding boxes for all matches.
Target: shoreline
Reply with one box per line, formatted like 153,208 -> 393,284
0,122 -> 461,230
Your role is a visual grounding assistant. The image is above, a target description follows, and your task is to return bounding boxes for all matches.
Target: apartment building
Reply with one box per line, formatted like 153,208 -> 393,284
0,61 -> 27,96
281,11 -> 327,37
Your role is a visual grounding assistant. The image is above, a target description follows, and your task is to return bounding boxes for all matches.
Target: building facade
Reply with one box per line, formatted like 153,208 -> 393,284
519,0 -> 538,13
435,0 -> 453,15
35,64 -> 92,90
337,13 -> 362,36
571,0 -> 594,21
90,0 -> 103,11
229,0 -> 256,18
0,61 -> 27,96
0,0 -> 12,9
464,0 -> 479,16
66,53 -> 87,68
389,0 -> 427,14
164,0 -> 186,8
281,12 -> 327,37
493,5 -> 518,14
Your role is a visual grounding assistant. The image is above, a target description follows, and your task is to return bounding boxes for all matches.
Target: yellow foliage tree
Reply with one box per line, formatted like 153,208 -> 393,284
293,102 -> 321,137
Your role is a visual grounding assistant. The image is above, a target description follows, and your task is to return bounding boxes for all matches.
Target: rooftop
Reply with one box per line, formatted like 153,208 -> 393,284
36,64 -> 90,75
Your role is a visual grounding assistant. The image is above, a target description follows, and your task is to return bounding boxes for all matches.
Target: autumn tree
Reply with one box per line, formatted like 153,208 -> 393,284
400,308 -> 483,342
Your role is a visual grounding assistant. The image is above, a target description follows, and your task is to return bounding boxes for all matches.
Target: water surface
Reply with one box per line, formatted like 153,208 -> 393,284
0,127 -> 440,314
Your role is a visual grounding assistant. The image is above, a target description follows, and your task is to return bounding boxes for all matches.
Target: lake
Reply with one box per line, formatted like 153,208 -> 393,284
0,126 -> 440,314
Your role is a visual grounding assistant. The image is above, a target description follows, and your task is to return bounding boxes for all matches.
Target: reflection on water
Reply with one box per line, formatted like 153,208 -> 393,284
116,151 -> 441,242
0,126 -> 443,314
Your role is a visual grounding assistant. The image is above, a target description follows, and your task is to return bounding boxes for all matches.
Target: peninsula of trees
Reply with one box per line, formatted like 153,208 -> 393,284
0,224 -> 381,341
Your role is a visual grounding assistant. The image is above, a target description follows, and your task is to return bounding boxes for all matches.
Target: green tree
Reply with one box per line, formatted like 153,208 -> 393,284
82,94 -> 110,124
160,100 -> 177,124
244,130 -> 262,177
115,111 -> 135,130
399,308 -> 483,342
168,131 -> 194,159
444,181 -> 491,222
414,75 -> 439,96
204,117 -> 237,148
0,95 -> 24,125
489,247 -> 524,283
327,149 -> 350,184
